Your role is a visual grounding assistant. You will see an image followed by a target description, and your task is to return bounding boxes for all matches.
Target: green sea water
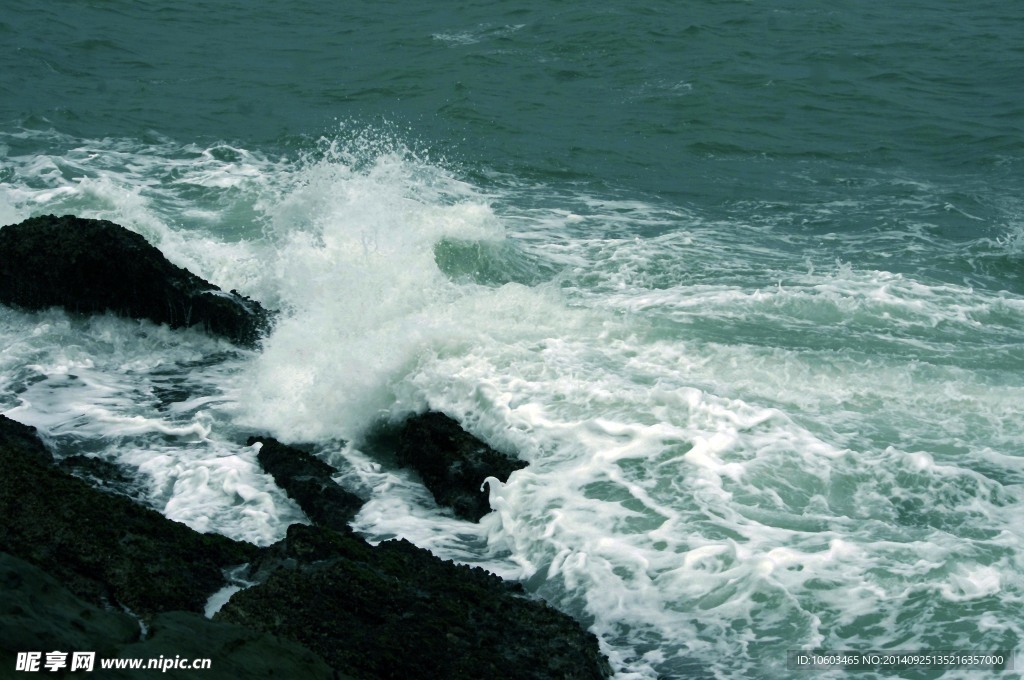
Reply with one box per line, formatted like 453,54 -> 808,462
4,2 -> 1021,210
1,2 -> 1023,678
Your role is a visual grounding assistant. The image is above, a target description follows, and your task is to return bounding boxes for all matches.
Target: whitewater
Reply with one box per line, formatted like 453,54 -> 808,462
1,126 -> 1021,678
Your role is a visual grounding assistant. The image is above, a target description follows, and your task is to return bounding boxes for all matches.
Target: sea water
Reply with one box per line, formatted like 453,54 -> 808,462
1,2 -> 1022,678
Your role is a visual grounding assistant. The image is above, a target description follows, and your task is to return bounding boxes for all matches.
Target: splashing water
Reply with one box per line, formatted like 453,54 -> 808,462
2,128 -> 1023,678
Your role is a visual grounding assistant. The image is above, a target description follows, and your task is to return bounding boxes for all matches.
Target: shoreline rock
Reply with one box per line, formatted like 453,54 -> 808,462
395,412 -> 528,522
0,552 -> 341,679
0,415 -> 258,617
0,214 -> 272,347
219,524 -> 612,680
247,436 -> 364,532
0,416 -> 611,679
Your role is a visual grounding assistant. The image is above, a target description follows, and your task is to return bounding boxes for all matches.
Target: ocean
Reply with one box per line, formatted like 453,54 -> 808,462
1,2 -> 1022,677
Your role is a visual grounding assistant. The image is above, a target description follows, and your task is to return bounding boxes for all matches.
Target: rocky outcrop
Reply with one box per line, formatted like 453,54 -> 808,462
0,415 -> 608,679
0,551 -> 139,667
395,412 -> 528,521
113,611 -> 343,679
247,436 -> 364,532
59,454 -> 144,499
0,415 -> 258,616
0,214 -> 272,347
218,524 -> 611,680
0,415 -> 53,467
0,552 -> 342,680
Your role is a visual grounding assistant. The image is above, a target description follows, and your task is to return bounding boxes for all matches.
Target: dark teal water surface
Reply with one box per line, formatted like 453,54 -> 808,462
3,1 -> 1021,214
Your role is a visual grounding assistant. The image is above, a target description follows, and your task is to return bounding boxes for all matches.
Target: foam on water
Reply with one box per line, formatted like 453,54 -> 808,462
994,223 -> 1024,260
3,130 -> 1023,678
393,321 -> 1022,676
233,138 -> 544,441
0,307 -> 304,545
432,23 -> 526,47
0,134 -> 308,545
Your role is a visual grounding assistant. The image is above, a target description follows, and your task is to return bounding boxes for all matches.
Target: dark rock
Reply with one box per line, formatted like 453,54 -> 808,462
0,214 -> 272,347
60,454 -> 144,499
0,416 -> 604,679
217,524 -> 611,680
0,552 -> 344,680
114,611 -> 343,679
247,436 -> 363,531
0,415 -> 53,467
395,412 -> 528,522
0,551 -> 139,663
0,415 -> 258,616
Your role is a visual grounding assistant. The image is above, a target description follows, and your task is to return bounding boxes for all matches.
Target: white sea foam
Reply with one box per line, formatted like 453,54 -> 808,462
0,308 -> 303,545
432,23 -> 525,47
235,142 -> 547,441
3,131 -> 1023,678
996,223 -> 1024,258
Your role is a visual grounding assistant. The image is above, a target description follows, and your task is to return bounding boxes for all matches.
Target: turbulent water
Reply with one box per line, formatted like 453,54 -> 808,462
2,2 -> 1023,678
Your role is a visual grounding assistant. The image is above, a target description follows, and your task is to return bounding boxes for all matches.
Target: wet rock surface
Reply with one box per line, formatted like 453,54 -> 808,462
247,436 -> 364,532
0,551 -> 139,665
0,214 -> 272,347
58,454 -> 145,500
0,552 -> 342,680
0,415 -> 257,616
218,524 -> 611,680
395,411 -> 528,522
0,415 -> 610,679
